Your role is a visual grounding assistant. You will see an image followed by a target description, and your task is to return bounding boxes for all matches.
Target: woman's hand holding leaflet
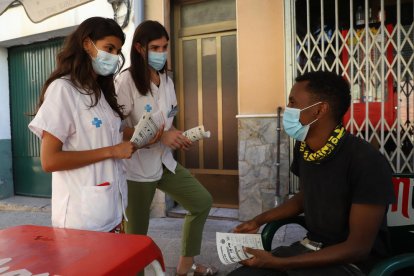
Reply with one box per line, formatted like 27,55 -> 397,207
161,129 -> 192,150
112,141 -> 137,159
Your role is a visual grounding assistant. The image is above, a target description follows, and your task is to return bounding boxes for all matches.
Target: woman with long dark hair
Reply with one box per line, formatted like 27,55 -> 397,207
29,17 -> 137,233
116,20 -> 217,275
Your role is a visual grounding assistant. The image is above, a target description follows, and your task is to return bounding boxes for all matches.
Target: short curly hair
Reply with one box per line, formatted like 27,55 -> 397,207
295,71 -> 351,124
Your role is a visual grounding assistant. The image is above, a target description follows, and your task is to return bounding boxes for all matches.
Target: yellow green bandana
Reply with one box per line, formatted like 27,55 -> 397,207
300,125 -> 346,163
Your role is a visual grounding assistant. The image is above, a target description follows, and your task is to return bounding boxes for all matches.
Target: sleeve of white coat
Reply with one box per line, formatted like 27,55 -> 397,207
164,76 -> 178,131
115,71 -> 134,117
167,76 -> 178,107
28,79 -> 76,143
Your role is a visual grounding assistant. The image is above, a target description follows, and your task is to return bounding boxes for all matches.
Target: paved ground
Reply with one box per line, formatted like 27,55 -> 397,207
0,196 -> 306,276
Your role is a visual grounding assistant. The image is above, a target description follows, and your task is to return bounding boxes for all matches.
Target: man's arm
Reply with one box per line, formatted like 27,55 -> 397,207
242,203 -> 386,270
233,191 -> 304,233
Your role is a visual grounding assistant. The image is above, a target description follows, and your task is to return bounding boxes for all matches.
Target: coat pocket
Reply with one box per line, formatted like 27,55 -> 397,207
81,184 -> 117,231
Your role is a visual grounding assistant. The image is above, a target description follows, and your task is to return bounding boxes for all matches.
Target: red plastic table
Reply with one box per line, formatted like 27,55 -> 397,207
0,225 -> 165,275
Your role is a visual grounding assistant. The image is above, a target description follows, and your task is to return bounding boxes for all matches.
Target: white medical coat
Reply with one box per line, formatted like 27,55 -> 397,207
115,70 -> 177,182
29,78 -> 127,232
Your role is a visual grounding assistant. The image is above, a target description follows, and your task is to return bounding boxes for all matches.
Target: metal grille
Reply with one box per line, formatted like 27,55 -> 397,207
285,0 -> 414,180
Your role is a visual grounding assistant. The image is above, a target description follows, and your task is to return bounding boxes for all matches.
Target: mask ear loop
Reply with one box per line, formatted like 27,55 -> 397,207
301,102 -> 322,126
85,39 -> 99,60
307,117 -> 319,126
91,40 -> 98,50
300,101 -> 322,112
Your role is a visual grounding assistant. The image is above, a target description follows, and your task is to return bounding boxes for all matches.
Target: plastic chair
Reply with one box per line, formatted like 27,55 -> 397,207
261,173 -> 414,276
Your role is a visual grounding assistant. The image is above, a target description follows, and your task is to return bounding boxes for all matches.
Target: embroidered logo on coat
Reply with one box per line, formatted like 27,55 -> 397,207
92,117 -> 102,128
144,104 -> 152,112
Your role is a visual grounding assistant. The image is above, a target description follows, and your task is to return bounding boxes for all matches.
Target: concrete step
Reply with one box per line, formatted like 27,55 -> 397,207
0,195 -> 51,212
168,206 -> 239,221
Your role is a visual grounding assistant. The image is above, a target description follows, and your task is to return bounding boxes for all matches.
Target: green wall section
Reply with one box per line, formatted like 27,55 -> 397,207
0,139 -> 13,199
8,39 -> 62,197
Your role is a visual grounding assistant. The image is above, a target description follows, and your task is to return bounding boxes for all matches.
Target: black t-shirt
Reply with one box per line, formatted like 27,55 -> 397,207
290,132 -> 395,257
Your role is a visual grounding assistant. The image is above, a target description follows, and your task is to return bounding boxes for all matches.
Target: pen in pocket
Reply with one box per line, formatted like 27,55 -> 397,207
97,182 -> 110,186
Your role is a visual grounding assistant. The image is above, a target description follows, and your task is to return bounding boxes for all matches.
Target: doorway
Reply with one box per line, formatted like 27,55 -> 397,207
173,0 -> 238,208
9,38 -> 64,197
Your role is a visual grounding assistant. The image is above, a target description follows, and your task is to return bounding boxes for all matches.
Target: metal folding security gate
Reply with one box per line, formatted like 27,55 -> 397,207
285,0 -> 413,193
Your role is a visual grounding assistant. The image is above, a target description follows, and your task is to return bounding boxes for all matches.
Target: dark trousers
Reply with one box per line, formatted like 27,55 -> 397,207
227,242 -> 365,276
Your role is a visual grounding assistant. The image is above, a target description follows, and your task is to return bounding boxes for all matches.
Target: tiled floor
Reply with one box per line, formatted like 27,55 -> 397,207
146,215 -> 307,276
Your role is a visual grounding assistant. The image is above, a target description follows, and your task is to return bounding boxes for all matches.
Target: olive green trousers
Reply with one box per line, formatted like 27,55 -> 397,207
125,164 -> 213,257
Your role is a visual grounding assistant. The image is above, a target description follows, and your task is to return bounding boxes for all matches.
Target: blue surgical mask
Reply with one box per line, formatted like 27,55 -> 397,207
148,51 -> 167,71
282,102 -> 321,141
91,42 -> 119,76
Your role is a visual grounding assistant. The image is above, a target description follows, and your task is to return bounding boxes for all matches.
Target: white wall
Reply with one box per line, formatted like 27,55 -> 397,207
0,47 -> 10,140
0,1 -> 113,45
121,11 -> 138,69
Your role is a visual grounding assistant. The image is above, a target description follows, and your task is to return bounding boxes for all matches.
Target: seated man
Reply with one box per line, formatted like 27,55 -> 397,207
228,71 -> 395,276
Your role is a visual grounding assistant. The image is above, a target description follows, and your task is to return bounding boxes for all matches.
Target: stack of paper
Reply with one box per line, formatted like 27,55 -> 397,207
216,232 -> 264,265
130,110 -> 164,147
183,125 -> 211,142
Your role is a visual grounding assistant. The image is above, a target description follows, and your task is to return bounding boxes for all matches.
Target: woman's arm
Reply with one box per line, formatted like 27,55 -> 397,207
41,131 -> 136,172
161,126 -> 192,150
123,126 -> 134,141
